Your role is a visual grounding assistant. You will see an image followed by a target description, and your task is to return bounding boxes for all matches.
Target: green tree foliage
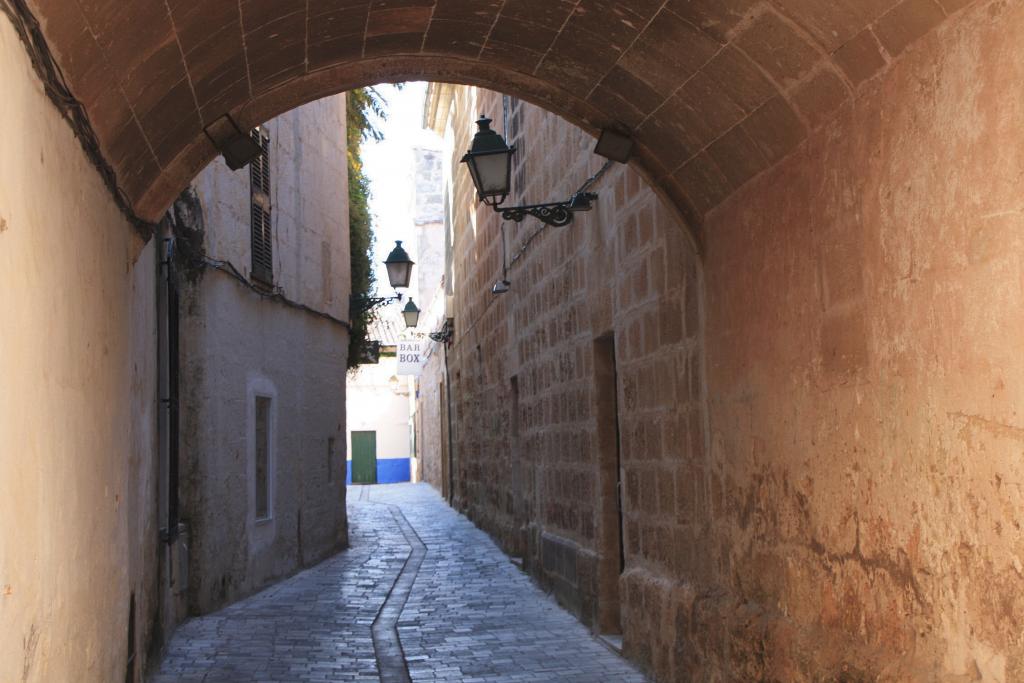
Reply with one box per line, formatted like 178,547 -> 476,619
346,87 -> 390,369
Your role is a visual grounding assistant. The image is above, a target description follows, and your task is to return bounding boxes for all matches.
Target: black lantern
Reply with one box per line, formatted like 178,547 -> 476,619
351,241 -> 415,319
383,240 -> 414,289
402,299 -> 421,328
461,116 -> 515,207
461,114 -> 610,227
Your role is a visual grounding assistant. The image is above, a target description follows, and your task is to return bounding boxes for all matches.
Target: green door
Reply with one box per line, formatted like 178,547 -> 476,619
351,431 -> 377,484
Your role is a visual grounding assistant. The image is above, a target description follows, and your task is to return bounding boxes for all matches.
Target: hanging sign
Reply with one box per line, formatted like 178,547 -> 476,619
397,340 -> 424,376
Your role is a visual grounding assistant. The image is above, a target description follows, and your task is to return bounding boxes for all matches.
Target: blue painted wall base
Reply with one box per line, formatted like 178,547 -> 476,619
345,457 -> 410,485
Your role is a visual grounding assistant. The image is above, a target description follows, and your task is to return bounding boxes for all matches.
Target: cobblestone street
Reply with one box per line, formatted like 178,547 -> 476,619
153,484 -> 648,682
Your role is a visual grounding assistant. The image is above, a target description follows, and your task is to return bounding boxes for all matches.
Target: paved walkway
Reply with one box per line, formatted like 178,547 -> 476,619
153,483 -> 648,683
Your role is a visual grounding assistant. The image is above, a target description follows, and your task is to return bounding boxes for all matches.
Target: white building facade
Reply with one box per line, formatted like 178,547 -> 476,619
171,95 -> 351,614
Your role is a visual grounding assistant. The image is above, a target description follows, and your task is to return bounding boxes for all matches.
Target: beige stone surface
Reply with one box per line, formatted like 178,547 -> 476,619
422,86 -> 705,662
699,2 -> 1024,677
20,0 -> 980,229
422,6 -> 1024,670
0,14 -> 159,682
2,0 -> 1023,678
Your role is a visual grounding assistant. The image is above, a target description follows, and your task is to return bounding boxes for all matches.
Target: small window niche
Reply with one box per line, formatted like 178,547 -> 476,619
254,395 -> 273,521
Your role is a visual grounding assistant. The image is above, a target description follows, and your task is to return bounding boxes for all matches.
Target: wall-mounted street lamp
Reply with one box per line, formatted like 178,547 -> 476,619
350,240 -> 419,328
401,299 -> 421,328
461,116 -> 599,227
429,318 -> 454,346
204,114 -> 263,170
462,116 -> 598,225
383,240 -> 414,289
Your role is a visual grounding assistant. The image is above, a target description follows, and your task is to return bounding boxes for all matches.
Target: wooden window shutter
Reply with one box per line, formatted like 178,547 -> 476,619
250,128 -> 273,284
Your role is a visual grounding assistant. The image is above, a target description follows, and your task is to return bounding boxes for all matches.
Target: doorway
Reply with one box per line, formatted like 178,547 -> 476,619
351,431 -> 378,485
440,379 -> 449,501
594,333 -> 625,635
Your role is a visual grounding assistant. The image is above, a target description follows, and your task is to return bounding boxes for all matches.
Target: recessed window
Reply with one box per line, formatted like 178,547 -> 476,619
255,396 -> 272,520
250,128 -> 273,284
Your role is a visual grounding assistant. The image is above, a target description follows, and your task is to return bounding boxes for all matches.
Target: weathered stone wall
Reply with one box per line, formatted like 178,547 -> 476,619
23,0 -> 983,228
192,97 -> 350,321
0,13 -> 161,682
431,2 -> 1024,675
178,96 -> 349,614
696,2 -> 1024,679
428,85 -> 705,646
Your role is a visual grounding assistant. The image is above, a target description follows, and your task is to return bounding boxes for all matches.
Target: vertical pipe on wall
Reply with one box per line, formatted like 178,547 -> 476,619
444,341 -> 455,504
167,249 -> 180,536
159,237 -> 180,543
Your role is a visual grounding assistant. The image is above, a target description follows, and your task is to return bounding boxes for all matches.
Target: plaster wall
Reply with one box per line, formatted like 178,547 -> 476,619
417,345 -> 447,493
193,96 -> 350,321
178,96 -> 350,614
412,147 -> 446,314
0,13 -> 160,683
414,237 -> 450,497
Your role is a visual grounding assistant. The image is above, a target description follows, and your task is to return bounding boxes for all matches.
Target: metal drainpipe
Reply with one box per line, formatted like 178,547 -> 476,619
160,237 -> 181,543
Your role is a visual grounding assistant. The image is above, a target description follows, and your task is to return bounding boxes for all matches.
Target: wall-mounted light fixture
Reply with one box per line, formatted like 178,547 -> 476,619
401,299 -> 421,328
429,318 -> 454,346
350,241 -> 418,327
491,223 -> 511,295
594,127 -> 634,163
462,116 -> 604,227
204,114 -> 263,170
383,240 -> 414,289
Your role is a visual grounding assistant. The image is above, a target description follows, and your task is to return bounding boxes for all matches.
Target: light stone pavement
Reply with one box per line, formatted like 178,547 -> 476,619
152,483 -> 649,683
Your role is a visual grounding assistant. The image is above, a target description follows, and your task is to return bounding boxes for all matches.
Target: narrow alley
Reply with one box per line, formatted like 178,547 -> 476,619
6,0 -> 1024,680
153,485 -> 648,683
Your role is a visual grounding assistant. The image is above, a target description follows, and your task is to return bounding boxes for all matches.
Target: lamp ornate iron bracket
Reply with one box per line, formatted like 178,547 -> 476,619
495,191 -> 598,227
350,292 -> 403,315
429,318 -> 454,346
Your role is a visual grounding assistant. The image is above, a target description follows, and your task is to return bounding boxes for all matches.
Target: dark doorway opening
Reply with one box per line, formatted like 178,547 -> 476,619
440,379 -> 450,501
509,375 -> 529,558
125,592 -> 136,683
594,333 -> 625,635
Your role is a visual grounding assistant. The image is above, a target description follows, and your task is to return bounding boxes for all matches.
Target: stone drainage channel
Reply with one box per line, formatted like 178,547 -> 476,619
365,487 -> 427,683
153,483 -> 649,682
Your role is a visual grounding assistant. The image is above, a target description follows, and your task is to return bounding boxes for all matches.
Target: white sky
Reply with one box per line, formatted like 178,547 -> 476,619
361,82 -> 442,291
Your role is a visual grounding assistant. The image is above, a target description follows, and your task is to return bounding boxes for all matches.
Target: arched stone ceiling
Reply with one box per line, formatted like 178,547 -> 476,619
23,0 -> 971,228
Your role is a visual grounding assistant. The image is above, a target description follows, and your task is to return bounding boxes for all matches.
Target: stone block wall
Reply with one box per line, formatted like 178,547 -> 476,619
697,2 -> 1024,679
430,3 -> 1024,674
430,87 -> 706,652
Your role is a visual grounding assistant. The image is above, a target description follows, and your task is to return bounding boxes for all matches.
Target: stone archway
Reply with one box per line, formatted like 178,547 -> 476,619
14,0 -> 973,232
7,1 -> 1024,680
